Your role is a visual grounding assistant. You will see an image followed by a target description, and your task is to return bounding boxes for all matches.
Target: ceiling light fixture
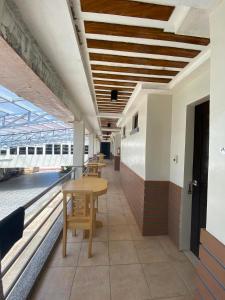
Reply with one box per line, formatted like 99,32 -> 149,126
111,90 -> 118,102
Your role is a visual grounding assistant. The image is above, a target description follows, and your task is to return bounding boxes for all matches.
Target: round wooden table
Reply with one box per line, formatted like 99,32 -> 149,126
87,162 -> 106,168
62,177 -> 107,195
62,176 -> 108,228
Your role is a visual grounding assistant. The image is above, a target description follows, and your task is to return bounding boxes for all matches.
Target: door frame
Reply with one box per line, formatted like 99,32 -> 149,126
180,96 -> 210,251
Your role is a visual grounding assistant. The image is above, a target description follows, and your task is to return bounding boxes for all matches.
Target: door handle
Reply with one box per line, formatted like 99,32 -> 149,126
192,180 -> 198,187
188,180 -> 198,194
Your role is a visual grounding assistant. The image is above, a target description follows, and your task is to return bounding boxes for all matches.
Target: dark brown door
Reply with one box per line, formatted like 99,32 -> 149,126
100,142 -> 110,159
190,100 -> 209,257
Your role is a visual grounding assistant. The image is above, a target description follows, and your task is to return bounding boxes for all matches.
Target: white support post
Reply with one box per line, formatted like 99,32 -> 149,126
94,138 -> 100,154
73,120 -> 85,178
88,133 -> 94,159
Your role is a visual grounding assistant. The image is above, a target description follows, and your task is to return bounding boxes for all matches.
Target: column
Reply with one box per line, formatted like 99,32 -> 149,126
94,137 -> 99,155
88,133 -> 94,159
73,120 -> 85,178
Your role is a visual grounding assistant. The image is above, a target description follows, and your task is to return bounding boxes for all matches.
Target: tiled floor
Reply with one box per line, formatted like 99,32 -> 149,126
29,162 -> 196,300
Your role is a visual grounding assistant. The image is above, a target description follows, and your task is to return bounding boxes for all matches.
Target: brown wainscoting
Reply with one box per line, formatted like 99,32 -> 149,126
120,162 -> 144,230
168,182 -> 182,247
114,155 -> 120,171
120,162 -> 169,235
143,181 -> 169,235
196,229 -> 225,299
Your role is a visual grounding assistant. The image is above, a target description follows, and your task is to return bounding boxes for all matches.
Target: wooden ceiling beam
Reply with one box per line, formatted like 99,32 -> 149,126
98,99 -> 126,103
87,39 -> 200,58
98,106 -> 125,109
85,21 -> 210,46
92,64 -> 178,76
95,90 -> 131,96
94,84 -> 134,91
93,79 -> 136,87
96,94 -> 131,98
96,96 -> 130,102
97,100 -> 127,104
98,101 -> 126,105
80,0 -> 174,21
99,110 -> 123,113
94,73 -> 170,83
89,53 -> 188,68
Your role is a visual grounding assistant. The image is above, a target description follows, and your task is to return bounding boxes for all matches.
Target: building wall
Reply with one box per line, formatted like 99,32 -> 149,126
207,0 -> 225,245
170,60 -> 210,187
0,144 -> 74,168
146,94 -> 172,181
121,93 -> 148,180
169,60 -> 210,248
111,133 -> 121,157
120,93 -> 172,235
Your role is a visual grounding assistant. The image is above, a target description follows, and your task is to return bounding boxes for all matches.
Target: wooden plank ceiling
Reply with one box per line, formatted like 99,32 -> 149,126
79,0 -> 210,135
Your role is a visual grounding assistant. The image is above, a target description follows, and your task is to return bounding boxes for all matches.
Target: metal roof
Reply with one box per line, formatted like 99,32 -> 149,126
0,85 -> 73,147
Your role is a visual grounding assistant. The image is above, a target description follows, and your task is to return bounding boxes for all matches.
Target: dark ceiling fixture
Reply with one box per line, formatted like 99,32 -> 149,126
111,90 -> 118,102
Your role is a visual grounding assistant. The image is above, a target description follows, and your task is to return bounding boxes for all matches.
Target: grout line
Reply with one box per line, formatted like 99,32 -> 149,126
132,238 -> 153,299
68,236 -> 82,300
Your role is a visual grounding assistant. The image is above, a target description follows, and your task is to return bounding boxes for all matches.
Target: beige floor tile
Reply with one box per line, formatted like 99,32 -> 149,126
151,296 -> 194,300
109,241 -> 139,265
110,264 -> 150,300
31,162 -> 197,300
107,196 -> 122,204
125,212 -> 138,225
109,225 -> 132,241
66,228 -> 84,243
108,211 -> 127,225
96,212 -> 108,226
78,241 -> 109,266
70,266 -> 110,300
129,224 -> 146,240
83,226 -> 108,242
48,242 -> 81,267
172,261 -> 197,295
158,236 -> 187,262
134,239 -> 168,263
30,267 -> 75,300
98,199 -> 107,213
143,262 -> 189,299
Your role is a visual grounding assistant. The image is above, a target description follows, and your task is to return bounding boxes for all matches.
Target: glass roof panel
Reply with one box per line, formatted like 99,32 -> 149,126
0,85 -> 73,147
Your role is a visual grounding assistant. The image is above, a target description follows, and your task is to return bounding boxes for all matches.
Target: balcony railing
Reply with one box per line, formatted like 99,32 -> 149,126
0,160 -> 91,299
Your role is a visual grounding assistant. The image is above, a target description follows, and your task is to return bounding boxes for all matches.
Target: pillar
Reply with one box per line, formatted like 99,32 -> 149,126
88,133 -> 94,159
73,120 -> 85,178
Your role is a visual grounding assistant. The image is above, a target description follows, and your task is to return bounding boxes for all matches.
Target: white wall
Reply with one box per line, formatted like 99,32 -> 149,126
207,1 -> 225,244
170,60 -> 210,187
169,60 -> 210,249
111,133 -> 121,156
0,144 -> 73,168
121,93 -> 148,179
121,92 -> 172,181
146,94 -> 172,181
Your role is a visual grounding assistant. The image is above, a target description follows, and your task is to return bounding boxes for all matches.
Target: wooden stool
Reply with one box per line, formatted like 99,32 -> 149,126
62,190 -> 95,258
86,164 -> 99,177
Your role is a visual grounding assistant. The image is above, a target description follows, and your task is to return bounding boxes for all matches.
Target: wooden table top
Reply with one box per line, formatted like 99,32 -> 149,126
62,176 -> 108,196
87,162 -> 106,168
97,153 -> 105,157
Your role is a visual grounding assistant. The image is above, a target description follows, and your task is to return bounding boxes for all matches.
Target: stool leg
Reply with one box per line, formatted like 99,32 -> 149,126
88,225 -> 93,258
62,194 -> 67,257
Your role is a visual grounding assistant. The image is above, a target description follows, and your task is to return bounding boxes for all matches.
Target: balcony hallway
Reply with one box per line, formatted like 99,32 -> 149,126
29,161 -> 196,300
